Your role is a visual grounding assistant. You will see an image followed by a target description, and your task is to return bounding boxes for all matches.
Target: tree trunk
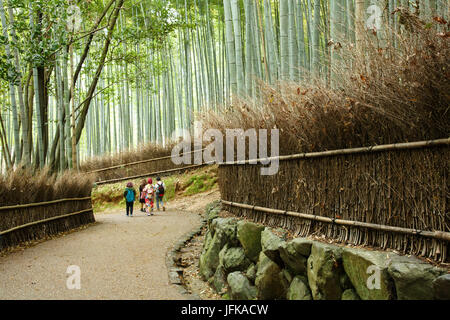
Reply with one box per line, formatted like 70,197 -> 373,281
0,0 -> 21,165
74,0 -> 125,144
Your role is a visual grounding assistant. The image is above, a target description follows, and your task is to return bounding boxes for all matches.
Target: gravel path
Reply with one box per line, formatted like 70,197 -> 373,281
0,208 -> 202,300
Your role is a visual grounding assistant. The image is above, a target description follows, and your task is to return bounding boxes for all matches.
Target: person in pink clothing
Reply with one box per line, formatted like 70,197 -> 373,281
143,178 -> 155,216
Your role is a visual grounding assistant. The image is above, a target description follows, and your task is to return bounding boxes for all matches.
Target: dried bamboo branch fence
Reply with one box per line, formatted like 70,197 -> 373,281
0,197 -> 94,250
221,201 -> 450,241
219,138 -> 450,164
94,163 -> 208,186
87,148 -> 206,174
218,138 -> 450,263
86,148 -> 206,183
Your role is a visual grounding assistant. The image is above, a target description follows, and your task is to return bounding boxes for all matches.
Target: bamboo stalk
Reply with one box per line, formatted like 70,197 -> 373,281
0,208 -> 93,236
220,138 -> 450,165
221,200 -> 450,242
0,109 -> 12,168
0,197 -> 91,211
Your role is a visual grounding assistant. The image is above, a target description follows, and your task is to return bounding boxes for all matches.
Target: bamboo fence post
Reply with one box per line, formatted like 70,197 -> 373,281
221,200 -> 450,242
86,148 -> 207,174
219,138 -> 450,166
94,163 -> 212,186
0,197 -> 92,211
0,208 -> 93,236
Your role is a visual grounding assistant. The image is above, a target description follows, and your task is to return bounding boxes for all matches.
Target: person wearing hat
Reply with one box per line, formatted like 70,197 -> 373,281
123,182 -> 137,217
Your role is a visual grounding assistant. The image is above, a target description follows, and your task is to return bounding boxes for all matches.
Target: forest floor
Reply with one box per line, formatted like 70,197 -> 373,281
0,188 -> 220,300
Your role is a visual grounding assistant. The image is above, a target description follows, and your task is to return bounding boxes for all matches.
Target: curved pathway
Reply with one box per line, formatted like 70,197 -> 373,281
0,208 -> 202,300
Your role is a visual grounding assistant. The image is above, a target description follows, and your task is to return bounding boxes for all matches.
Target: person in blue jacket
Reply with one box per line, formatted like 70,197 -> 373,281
123,182 -> 137,217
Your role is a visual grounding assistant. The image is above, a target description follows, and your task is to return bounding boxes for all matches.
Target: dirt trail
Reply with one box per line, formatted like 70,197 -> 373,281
0,200 -> 207,300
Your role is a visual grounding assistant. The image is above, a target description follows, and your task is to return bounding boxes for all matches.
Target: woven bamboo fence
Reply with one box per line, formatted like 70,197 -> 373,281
95,163 -> 208,186
0,197 -> 94,250
218,138 -> 450,263
86,148 -> 205,183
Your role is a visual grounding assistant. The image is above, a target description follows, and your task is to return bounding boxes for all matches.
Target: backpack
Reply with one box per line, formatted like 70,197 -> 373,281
156,182 -> 165,196
125,189 -> 135,202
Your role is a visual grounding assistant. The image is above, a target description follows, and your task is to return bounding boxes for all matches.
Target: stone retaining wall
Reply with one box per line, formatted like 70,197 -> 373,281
199,204 -> 449,300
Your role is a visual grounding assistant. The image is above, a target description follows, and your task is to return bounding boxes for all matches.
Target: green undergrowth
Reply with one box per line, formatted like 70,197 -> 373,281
91,165 -> 219,213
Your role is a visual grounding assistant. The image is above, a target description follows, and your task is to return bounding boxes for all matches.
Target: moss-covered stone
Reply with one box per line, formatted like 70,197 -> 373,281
340,273 -> 353,291
213,265 -> 228,293
246,263 -> 257,283
205,200 -> 221,228
199,232 -> 223,280
201,230 -> 213,255
282,269 -> 293,284
205,200 -> 221,213
206,210 -> 219,227
279,238 -> 312,276
341,289 -> 360,300
222,247 -> 251,273
255,252 -> 289,300
227,272 -> 257,300
261,228 -> 284,266
289,238 -> 313,256
433,274 -> 450,300
211,218 -> 239,246
307,242 -> 343,300
218,243 -> 229,265
287,276 -> 312,300
342,248 -> 394,300
387,255 -> 445,300
237,221 -> 265,263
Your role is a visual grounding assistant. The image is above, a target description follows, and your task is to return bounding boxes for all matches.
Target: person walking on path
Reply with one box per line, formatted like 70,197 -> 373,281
139,179 -> 147,212
124,182 -> 137,217
143,178 -> 155,216
155,177 -> 166,212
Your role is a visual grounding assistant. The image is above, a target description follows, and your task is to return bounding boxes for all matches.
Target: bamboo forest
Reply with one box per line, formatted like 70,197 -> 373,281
0,0 -> 446,172
0,0 -> 449,302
